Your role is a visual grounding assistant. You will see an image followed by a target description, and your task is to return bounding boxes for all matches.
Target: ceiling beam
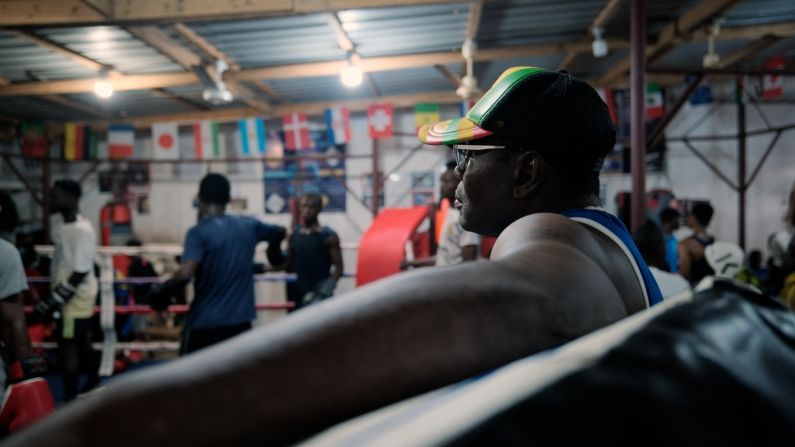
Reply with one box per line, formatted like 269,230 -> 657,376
250,80 -> 281,100
597,0 -> 742,86
172,23 -> 240,71
559,0 -> 623,70
128,24 -> 271,113
99,90 -> 463,128
694,20 -> 795,41
0,0 -> 475,27
0,72 -> 198,96
434,64 -> 461,87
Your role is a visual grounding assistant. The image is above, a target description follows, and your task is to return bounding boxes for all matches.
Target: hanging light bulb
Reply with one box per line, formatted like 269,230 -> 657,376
94,77 -> 113,99
592,27 -> 608,58
340,64 -> 363,88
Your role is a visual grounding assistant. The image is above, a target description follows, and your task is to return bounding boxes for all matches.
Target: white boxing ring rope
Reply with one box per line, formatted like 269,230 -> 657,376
30,243 -> 359,377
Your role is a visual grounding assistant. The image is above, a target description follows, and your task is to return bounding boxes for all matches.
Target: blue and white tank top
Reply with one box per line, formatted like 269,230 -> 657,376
561,207 -> 663,307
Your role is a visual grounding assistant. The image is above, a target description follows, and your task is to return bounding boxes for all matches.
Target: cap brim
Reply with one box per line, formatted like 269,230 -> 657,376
418,117 -> 492,145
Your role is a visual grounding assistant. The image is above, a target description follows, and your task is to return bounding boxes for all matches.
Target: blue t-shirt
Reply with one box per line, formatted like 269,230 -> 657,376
182,215 -> 281,329
664,233 -> 679,273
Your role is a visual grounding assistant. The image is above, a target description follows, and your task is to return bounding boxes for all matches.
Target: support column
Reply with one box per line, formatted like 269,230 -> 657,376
371,139 -> 380,216
630,0 -> 647,232
736,77 -> 747,249
43,155 -> 51,244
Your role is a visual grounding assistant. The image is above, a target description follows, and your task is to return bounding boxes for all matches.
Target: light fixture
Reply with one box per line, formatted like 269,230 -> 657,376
702,19 -> 722,68
591,27 -> 608,58
388,173 -> 401,182
93,74 -> 113,99
340,64 -> 363,88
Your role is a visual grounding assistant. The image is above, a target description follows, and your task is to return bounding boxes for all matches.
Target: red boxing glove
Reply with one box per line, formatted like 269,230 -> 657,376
0,378 -> 55,433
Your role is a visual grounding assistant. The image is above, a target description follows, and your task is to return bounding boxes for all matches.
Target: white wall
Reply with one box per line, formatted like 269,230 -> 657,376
600,77 -> 795,256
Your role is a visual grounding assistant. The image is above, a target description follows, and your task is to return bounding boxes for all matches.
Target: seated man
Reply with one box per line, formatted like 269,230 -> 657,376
5,67 -> 661,447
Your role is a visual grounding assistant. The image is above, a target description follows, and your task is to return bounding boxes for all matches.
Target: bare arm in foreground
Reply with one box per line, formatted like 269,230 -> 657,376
5,215 -> 628,447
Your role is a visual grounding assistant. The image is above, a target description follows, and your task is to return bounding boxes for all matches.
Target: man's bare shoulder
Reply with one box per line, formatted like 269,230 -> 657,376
490,213 -> 597,260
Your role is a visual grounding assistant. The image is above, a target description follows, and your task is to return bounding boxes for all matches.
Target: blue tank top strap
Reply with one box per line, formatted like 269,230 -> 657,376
560,207 -> 664,307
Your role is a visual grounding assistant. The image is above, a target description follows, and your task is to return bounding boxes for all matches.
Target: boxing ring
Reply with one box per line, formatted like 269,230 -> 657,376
26,244 -> 358,377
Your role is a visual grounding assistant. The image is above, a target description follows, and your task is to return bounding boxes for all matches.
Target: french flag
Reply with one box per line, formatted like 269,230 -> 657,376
325,107 -> 351,145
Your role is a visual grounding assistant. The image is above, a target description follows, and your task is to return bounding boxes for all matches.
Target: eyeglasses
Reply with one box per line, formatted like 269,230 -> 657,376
452,144 -> 507,172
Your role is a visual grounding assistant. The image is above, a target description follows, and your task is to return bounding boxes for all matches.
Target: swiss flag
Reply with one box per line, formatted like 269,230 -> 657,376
762,56 -> 784,100
367,103 -> 393,139
282,113 -> 312,150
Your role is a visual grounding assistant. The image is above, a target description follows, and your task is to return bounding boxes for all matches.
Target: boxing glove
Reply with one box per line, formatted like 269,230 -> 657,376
145,283 -> 173,312
35,282 -> 76,319
0,378 -> 55,433
7,356 -> 47,384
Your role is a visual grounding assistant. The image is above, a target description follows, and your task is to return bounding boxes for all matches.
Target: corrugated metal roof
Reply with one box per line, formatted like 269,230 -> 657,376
478,0 -> 604,48
0,31 -> 97,82
742,35 -> 795,67
723,0 -> 795,26
340,3 -> 468,57
39,26 -> 184,74
565,48 -> 630,81
369,66 -> 456,96
266,74 -> 373,103
476,54 -> 566,85
606,0 -> 703,37
185,15 -> 347,68
64,90 -> 199,118
652,39 -> 753,68
0,96 -> 97,121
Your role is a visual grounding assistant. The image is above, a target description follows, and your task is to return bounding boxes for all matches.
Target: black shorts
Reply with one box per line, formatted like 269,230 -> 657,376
180,322 -> 252,355
57,317 -> 94,342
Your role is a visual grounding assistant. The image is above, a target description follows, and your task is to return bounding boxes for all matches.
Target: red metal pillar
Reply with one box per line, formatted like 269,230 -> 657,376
736,76 -> 747,249
630,0 -> 647,233
42,155 -> 51,244
371,138 -> 380,216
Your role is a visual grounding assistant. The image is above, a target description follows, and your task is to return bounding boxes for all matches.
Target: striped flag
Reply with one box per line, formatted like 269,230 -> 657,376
414,103 -> 440,131
193,121 -> 222,159
21,122 -> 48,158
64,123 -> 87,160
152,122 -> 180,160
762,56 -> 784,100
324,107 -> 351,145
283,113 -> 312,150
596,87 -> 618,124
646,83 -> 664,119
107,124 -> 134,159
238,117 -> 266,157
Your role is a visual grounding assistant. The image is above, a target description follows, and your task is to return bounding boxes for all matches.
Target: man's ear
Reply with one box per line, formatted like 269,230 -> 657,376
513,151 -> 545,198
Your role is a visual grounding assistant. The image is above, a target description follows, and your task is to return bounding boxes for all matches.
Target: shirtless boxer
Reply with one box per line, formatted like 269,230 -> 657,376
4,67 -> 661,446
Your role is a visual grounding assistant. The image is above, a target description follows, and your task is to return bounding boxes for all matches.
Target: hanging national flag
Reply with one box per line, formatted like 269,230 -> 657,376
152,122 -> 180,160
762,56 -> 785,100
324,107 -> 351,145
237,117 -> 266,157
108,124 -> 134,159
20,122 -> 48,158
646,83 -> 664,119
414,103 -> 440,131
460,99 -> 477,117
688,77 -> 713,106
64,123 -> 87,161
193,121 -> 222,159
596,88 -> 618,124
283,113 -> 312,150
367,103 -> 393,139
85,130 -> 99,160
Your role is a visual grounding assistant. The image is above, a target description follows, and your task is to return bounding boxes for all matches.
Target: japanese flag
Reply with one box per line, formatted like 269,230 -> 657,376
152,122 -> 180,160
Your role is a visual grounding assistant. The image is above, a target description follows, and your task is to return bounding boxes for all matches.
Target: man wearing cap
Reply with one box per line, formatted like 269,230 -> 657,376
6,68 -> 662,447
